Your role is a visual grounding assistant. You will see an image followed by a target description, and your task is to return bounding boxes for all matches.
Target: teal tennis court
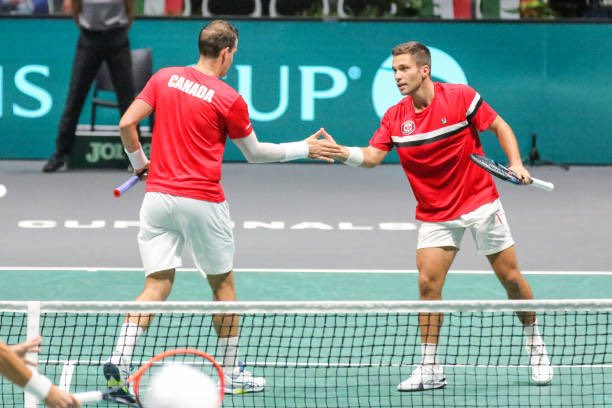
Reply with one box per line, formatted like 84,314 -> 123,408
1,163 -> 612,406
0,268 -> 612,301
1,268 -> 611,407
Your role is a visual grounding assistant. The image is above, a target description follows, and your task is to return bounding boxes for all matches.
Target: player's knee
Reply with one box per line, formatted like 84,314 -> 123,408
501,272 -> 522,294
208,271 -> 236,301
142,278 -> 173,300
418,273 -> 442,299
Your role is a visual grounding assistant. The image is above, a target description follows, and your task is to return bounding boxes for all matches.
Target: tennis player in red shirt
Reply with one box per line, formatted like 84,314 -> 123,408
103,19 -> 342,398
324,41 -> 552,391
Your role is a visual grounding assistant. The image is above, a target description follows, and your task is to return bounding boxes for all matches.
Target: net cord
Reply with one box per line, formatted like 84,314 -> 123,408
1,299 -> 611,315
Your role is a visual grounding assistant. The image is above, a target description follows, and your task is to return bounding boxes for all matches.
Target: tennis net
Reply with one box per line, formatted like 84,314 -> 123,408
1,299 -> 611,407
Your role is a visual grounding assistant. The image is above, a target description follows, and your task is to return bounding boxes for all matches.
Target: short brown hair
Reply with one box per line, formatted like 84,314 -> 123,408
392,41 -> 431,68
198,20 -> 239,58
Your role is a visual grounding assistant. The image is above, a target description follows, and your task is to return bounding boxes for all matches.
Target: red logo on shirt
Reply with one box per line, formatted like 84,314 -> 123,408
401,120 -> 415,135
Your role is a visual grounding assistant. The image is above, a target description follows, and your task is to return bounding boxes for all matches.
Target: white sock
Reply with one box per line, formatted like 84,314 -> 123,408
218,336 -> 239,374
112,323 -> 143,366
421,343 -> 439,365
523,320 -> 544,347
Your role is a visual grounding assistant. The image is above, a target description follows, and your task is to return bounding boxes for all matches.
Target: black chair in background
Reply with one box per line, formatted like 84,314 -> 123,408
269,0 -> 329,17
201,0 -> 262,16
337,0 -> 394,17
90,48 -> 153,131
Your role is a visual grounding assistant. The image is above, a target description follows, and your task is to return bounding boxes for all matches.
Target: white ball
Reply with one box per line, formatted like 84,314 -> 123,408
142,363 -> 220,408
0,184 -> 6,198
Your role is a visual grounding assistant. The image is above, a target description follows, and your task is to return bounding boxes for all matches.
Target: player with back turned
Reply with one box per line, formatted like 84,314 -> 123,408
102,19 -> 342,400
323,41 -> 553,391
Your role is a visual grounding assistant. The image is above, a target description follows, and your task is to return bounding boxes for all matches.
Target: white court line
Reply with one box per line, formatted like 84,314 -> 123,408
59,360 -> 77,391
0,267 -> 611,275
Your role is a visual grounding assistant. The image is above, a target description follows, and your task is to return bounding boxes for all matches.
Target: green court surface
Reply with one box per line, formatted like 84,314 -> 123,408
1,268 -> 611,407
0,268 -> 611,301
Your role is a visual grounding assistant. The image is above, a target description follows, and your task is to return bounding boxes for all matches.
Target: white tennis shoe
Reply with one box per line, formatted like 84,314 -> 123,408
397,364 -> 447,392
526,343 -> 553,385
223,367 -> 266,394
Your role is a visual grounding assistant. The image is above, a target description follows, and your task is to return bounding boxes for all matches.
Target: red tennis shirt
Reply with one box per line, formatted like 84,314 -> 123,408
370,82 -> 499,222
137,66 -> 252,202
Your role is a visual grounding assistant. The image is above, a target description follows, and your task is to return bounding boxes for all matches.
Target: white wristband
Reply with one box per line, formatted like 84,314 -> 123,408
24,370 -> 52,401
125,145 -> 148,170
344,146 -> 364,167
280,141 -> 308,162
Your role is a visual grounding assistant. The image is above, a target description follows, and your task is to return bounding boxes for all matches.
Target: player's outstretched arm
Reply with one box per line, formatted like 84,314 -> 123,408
1,341 -> 80,407
231,128 -> 342,164
319,128 -> 387,168
0,340 -> 32,387
304,128 -> 344,163
45,385 -> 82,408
9,336 -> 41,366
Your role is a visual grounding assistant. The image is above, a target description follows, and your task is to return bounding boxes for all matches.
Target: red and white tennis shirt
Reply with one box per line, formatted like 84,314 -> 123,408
370,82 -> 499,222
137,66 -> 252,203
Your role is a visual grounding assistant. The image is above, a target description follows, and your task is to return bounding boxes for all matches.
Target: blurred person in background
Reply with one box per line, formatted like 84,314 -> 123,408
0,0 -> 32,14
43,0 -> 136,172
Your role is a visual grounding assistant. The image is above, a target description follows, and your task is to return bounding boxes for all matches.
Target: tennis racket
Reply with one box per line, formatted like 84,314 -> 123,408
75,348 -> 225,407
470,154 -> 554,192
113,171 -> 147,198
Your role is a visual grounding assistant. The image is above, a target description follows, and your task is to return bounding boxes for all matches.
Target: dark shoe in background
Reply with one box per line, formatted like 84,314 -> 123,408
42,154 -> 68,172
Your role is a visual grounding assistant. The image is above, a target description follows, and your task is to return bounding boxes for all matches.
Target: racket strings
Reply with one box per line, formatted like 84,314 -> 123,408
135,351 -> 223,407
472,155 -> 521,184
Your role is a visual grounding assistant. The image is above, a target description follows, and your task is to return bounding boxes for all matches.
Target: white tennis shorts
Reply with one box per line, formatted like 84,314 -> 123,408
138,192 -> 235,276
417,199 -> 514,256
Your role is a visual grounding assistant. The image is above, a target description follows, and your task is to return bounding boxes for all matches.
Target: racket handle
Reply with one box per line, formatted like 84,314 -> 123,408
74,391 -> 104,403
113,175 -> 140,198
531,177 -> 554,192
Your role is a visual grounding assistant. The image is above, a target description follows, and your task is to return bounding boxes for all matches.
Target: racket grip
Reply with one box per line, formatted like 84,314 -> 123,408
113,175 -> 140,198
531,177 -> 554,192
74,391 -> 104,402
